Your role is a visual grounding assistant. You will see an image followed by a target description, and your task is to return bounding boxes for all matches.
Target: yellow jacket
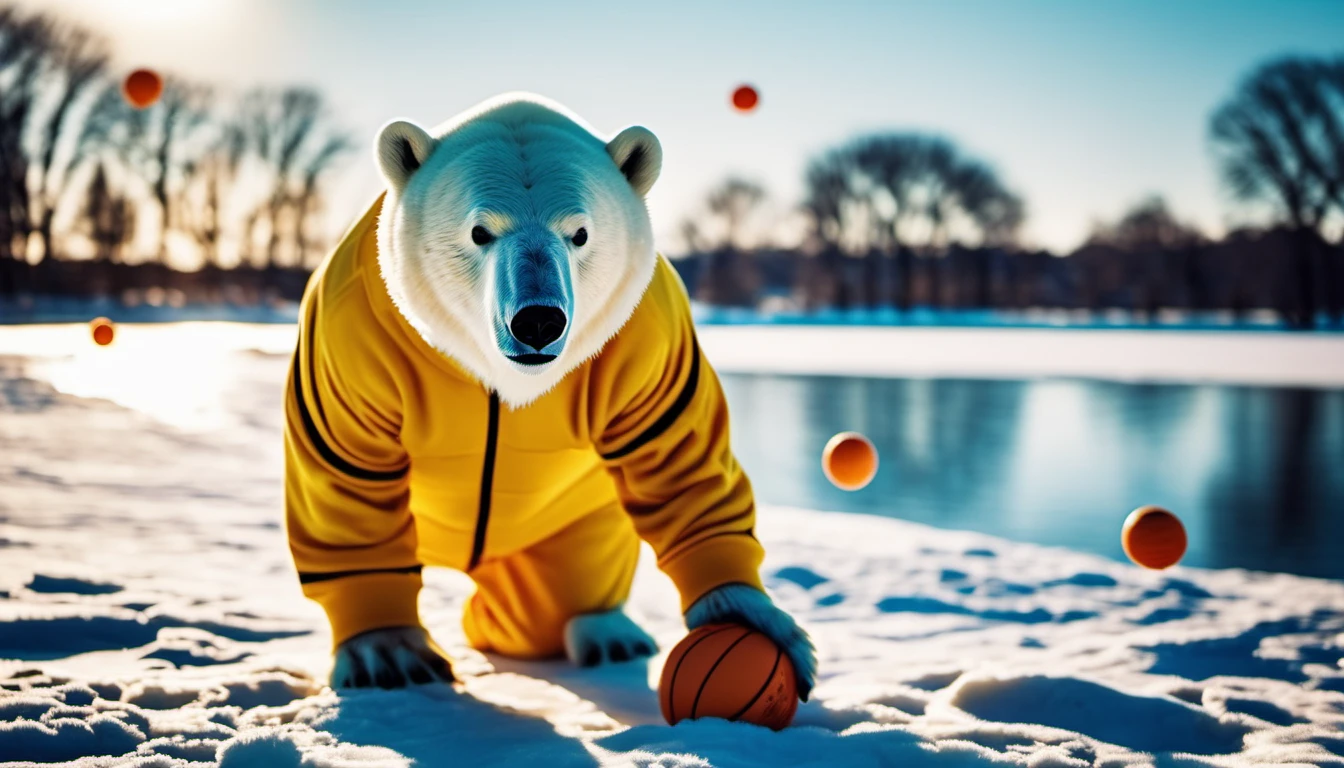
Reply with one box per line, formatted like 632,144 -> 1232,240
285,197 -> 764,647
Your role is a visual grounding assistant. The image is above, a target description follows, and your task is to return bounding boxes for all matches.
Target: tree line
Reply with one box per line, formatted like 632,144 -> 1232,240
678,54 -> 1344,328
1,4 -> 1340,329
0,5 -> 351,307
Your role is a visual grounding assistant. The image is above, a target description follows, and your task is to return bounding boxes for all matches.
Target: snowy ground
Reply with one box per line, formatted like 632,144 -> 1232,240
2,324 -> 1344,767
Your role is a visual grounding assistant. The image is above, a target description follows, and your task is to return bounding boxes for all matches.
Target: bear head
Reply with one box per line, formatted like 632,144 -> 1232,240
373,93 -> 662,407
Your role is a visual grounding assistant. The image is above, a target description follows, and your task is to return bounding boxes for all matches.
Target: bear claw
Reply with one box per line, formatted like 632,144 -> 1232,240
564,608 -> 658,668
331,626 -> 456,690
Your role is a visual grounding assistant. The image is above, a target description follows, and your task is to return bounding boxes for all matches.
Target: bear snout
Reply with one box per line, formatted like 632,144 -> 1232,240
510,305 -> 568,354
491,229 -> 575,368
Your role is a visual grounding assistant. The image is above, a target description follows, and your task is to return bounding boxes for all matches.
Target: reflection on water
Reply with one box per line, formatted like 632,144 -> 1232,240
722,375 -> 1344,580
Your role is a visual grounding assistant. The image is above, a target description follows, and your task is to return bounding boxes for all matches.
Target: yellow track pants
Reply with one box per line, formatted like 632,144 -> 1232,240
461,501 -> 640,658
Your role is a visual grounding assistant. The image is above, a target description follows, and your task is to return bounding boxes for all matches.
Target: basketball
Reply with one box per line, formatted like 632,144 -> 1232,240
1122,505 -> 1186,570
90,317 -> 115,347
658,623 -> 797,730
123,68 -> 163,109
822,431 -> 878,491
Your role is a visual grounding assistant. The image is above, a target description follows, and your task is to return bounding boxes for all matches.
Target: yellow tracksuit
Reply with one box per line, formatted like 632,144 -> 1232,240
284,196 -> 764,657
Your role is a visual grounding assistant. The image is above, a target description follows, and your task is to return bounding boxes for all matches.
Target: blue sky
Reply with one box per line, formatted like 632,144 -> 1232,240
28,0 -> 1344,252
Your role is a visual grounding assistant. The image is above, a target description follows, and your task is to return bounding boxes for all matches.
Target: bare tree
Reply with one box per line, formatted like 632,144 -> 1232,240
121,78 -> 213,264
802,153 -> 851,247
705,177 -> 766,252
78,161 -> 133,263
28,17 -> 108,263
1210,55 -> 1344,326
801,132 -> 1022,309
0,4 -> 356,303
1082,196 -> 1206,317
291,133 -> 352,268
846,134 -> 1023,252
951,161 -> 1027,249
1087,196 -> 1203,252
679,177 -> 769,307
0,7 -> 51,280
178,119 -> 245,268
239,87 -> 351,270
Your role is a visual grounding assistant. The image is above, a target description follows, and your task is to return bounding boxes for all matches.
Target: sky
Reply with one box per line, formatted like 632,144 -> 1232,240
23,0 -> 1344,254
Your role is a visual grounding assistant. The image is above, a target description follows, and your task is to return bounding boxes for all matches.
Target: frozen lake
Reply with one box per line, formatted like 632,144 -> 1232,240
723,374 -> 1344,580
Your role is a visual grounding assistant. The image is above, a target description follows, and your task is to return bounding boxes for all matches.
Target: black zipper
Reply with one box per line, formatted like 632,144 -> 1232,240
467,390 -> 501,571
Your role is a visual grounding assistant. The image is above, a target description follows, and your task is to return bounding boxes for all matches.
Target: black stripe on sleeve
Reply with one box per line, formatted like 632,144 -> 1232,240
293,299 -> 408,483
298,564 -> 422,585
601,337 -> 702,461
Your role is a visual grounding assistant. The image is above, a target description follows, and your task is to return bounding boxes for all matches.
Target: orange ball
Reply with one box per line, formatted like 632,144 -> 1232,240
659,624 -> 797,730
123,68 -> 163,109
822,431 -> 877,491
731,84 -> 759,112
1122,506 -> 1187,570
90,317 -> 116,346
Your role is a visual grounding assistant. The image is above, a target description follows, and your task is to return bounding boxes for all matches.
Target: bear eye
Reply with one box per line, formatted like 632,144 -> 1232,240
471,226 -> 494,246
571,227 -> 588,247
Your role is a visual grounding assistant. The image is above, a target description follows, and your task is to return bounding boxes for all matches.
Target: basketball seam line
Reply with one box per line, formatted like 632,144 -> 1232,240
690,630 -> 753,721
728,647 -> 782,722
668,625 -> 738,724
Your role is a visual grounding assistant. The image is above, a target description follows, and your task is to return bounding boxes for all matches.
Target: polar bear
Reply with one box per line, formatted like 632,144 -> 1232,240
283,93 -> 815,698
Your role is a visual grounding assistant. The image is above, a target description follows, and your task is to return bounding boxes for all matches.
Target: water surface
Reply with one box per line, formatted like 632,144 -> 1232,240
721,374 -> 1344,580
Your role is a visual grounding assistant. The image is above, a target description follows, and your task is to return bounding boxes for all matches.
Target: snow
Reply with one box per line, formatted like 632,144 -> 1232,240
2,324 -> 1344,767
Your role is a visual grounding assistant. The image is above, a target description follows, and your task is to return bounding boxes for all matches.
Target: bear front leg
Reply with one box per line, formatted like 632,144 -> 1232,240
563,607 -> 658,667
331,626 -> 455,689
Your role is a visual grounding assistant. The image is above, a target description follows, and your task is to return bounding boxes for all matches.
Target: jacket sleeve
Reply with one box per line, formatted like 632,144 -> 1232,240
284,285 -> 422,648
596,273 -> 765,613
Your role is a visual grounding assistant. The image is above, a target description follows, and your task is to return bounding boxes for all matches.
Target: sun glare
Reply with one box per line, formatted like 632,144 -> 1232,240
60,0 -> 222,26
5,323 -> 295,432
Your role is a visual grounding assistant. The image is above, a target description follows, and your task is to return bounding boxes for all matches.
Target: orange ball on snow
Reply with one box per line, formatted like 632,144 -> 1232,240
822,431 -> 878,491
731,84 -> 759,112
659,624 -> 797,730
1122,506 -> 1187,570
123,68 -> 163,109
90,317 -> 115,346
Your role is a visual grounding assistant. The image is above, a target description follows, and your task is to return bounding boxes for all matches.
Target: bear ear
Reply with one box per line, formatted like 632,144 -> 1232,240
375,119 -> 437,194
606,126 -> 662,198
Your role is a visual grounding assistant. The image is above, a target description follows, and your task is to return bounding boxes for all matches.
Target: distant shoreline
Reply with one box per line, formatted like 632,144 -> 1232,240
700,325 -> 1344,388
2,318 -> 1342,389
4,297 -> 1344,334
0,297 -> 301,326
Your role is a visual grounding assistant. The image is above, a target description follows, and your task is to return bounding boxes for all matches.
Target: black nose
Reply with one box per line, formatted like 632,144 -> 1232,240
510,305 -> 567,351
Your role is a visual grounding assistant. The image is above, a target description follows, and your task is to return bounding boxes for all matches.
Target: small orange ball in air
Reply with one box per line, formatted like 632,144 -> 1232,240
90,317 -> 115,346
1121,506 -> 1187,570
123,69 -> 163,109
822,431 -> 878,491
731,85 -> 759,112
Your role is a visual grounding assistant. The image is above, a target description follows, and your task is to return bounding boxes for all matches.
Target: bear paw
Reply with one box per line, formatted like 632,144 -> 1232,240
331,626 -> 455,689
563,608 -> 657,667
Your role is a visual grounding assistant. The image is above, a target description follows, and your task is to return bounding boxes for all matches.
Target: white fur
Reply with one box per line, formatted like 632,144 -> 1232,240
563,607 -> 658,666
375,120 -> 437,192
605,126 -> 663,197
685,584 -> 818,700
373,93 -> 662,407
